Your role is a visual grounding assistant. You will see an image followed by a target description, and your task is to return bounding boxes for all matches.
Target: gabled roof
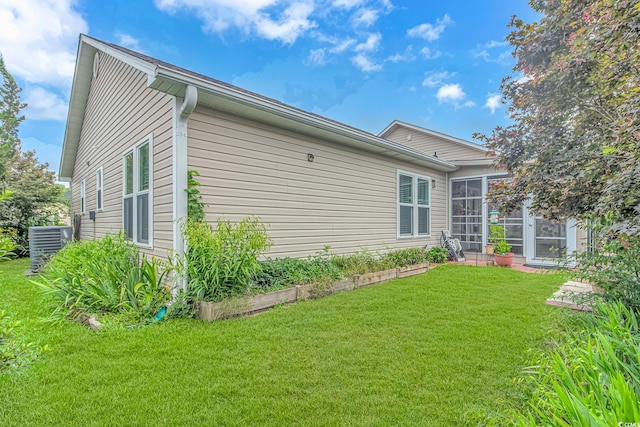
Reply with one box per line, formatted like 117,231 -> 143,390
59,35 -> 458,180
378,120 -> 488,154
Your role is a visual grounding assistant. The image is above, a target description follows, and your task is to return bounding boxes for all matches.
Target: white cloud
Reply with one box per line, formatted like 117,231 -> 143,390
351,53 -> 382,72
353,8 -> 378,27
422,70 -> 455,88
305,37 -> 355,67
419,46 -> 441,59
306,48 -> 327,66
515,73 -> 532,84
407,14 -> 452,41
472,40 -> 512,66
437,84 -> 465,102
485,94 -> 501,114
436,83 -> 474,108
155,0 -> 316,44
0,0 -> 88,88
486,40 -> 507,48
386,45 -> 415,63
355,32 -> 381,52
255,2 -> 316,44
24,87 -> 68,120
116,33 -> 143,51
332,0 -> 365,8
331,38 -> 356,53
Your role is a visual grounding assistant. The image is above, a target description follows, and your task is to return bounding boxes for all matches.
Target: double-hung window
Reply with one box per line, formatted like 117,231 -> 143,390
96,167 -> 104,211
397,171 -> 431,238
80,180 -> 86,214
123,135 -> 153,246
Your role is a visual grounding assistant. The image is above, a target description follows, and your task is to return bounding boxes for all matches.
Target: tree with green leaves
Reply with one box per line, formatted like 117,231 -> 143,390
474,0 -> 640,235
0,55 -> 67,255
0,56 -> 25,188
0,147 -> 67,254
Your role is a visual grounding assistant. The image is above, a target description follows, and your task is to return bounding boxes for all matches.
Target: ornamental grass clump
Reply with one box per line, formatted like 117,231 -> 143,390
36,233 -> 171,321
183,217 -> 272,302
511,302 -> 640,425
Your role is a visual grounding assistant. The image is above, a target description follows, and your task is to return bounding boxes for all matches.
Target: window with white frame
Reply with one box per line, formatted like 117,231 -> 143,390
96,167 -> 104,211
80,179 -> 86,214
123,136 -> 152,245
398,171 -> 431,238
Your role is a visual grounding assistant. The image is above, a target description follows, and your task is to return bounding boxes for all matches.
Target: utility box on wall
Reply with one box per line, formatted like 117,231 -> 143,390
28,226 -> 73,272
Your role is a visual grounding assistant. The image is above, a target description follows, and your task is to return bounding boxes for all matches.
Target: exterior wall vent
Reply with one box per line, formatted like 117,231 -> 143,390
28,226 -> 73,272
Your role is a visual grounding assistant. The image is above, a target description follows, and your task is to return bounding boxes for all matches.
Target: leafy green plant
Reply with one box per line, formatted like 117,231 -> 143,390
165,290 -> 196,319
1,310 -> 44,372
184,216 -> 272,302
494,240 -> 512,255
511,302 -> 640,425
36,233 -> 171,321
330,249 -> 381,276
575,235 -> 640,313
186,169 -> 206,222
489,224 -> 506,245
380,247 -> 428,267
0,236 -> 15,261
256,254 -> 342,292
426,246 -> 448,263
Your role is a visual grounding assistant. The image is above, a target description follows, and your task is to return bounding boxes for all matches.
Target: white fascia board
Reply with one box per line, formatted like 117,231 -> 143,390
59,41 -> 94,179
81,35 -> 157,76
153,66 -> 458,172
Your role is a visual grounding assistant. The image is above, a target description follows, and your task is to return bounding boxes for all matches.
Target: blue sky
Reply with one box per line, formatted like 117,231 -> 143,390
0,0 -> 539,174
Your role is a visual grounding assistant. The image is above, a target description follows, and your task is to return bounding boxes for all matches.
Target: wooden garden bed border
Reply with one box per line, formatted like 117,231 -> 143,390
196,263 -> 430,321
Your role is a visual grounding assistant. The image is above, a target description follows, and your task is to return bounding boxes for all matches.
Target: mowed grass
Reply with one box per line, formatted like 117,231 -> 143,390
0,258 -> 565,426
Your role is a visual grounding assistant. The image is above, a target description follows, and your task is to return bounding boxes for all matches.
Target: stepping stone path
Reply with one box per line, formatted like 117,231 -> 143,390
546,280 -> 600,312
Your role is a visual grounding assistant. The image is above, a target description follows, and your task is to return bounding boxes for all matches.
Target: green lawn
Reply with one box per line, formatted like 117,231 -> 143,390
0,258 -> 565,426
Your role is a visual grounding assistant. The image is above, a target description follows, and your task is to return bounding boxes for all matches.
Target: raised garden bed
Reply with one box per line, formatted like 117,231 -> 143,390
196,263 -> 429,321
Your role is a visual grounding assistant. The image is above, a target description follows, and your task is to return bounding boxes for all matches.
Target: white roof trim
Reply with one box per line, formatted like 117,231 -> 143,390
378,120 -> 488,153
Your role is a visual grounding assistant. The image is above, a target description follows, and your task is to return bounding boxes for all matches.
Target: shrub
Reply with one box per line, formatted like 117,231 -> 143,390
36,233 -> 171,321
576,236 -> 640,313
1,310 -> 44,372
510,302 -> 640,425
426,246 -> 448,263
330,247 -> 428,276
256,254 -> 342,292
183,217 -> 272,302
330,249 -> 382,276
0,236 -> 15,261
379,247 -> 428,267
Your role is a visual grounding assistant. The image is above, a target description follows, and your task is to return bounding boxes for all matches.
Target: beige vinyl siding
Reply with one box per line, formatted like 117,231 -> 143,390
70,52 -> 174,259
450,164 -> 504,179
188,106 -> 447,258
384,126 -> 486,162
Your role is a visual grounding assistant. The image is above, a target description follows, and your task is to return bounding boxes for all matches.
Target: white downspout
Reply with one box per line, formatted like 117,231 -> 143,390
172,85 -> 198,292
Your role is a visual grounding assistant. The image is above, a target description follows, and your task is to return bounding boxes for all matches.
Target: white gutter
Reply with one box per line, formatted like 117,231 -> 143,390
172,84 -> 197,292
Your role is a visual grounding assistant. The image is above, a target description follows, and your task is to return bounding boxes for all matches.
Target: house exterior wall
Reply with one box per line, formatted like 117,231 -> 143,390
383,125 -> 486,162
450,164 -> 504,178
70,52 -> 175,259
187,106 -> 448,258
